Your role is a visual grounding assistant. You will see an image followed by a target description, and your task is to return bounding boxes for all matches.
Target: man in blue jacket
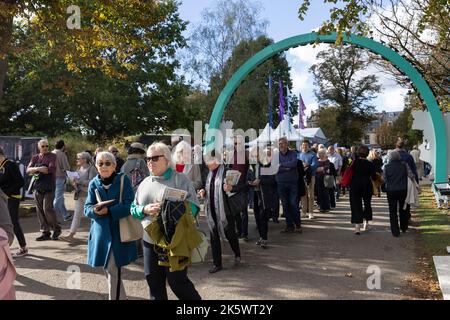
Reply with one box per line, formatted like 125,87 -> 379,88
276,137 -> 302,233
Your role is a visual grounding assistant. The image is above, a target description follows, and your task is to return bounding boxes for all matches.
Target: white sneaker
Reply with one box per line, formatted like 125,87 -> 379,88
260,240 -> 267,249
363,221 -> 370,231
354,224 -> 361,235
308,214 -> 314,219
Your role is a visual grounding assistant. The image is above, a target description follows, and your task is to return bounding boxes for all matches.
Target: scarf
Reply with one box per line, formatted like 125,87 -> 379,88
100,172 -> 117,186
204,165 -> 227,239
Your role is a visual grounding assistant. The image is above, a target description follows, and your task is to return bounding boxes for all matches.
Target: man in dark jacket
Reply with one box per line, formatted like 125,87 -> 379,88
383,150 -> 408,237
0,147 -> 26,255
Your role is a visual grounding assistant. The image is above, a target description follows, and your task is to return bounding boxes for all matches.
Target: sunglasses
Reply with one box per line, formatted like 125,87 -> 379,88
97,161 -> 112,167
40,145 -> 49,148
146,155 -> 165,163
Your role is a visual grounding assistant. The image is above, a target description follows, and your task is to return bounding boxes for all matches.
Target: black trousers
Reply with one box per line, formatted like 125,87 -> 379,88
253,191 -> 269,240
387,190 -> 408,236
210,205 -> 240,268
263,181 -> 279,221
349,185 -> 373,224
228,191 -> 248,237
143,241 -> 201,300
329,186 -> 336,208
316,176 -> 331,211
8,198 -> 27,248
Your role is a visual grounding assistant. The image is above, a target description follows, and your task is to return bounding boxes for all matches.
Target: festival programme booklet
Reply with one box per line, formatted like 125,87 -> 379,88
66,171 -> 80,180
225,170 -> 241,186
94,189 -> 114,209
162,187 -> 188,202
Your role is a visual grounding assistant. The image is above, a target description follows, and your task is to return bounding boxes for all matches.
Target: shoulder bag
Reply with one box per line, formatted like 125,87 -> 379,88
118,174 -> 143,243
341,162 -> 354,188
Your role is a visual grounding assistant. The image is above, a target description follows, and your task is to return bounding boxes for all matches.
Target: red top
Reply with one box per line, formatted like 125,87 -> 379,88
175,164 -> 185,173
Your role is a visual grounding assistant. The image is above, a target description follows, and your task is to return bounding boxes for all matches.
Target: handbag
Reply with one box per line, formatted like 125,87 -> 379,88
191,229 -> 208,264
324,175 -> 335,188
118,174 -> 143,243
341,164 -> 354,187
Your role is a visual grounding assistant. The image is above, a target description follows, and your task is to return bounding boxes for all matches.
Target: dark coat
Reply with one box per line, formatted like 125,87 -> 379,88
0,159 -> 24,197
350,158 -> 376,194
383,160 -> 407,192
297,159 -> 306,197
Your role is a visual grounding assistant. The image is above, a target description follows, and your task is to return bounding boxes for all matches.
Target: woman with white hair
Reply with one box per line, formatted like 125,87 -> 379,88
60,152 -> 97,243
84,151 -> 137,300
173,140 -> 203,191
131,142 -> 201,300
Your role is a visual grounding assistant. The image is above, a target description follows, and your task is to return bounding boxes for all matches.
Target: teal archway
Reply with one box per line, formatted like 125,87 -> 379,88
206,32 -> 448,183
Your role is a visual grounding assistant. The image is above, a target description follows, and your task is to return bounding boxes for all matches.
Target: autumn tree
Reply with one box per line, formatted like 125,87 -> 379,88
375,122 -> 396,150
0,0 -> 191,140
315,106 -> 338,143
0,1 -> 182,103
298,0 -> 449,112
310,45 -> 381,146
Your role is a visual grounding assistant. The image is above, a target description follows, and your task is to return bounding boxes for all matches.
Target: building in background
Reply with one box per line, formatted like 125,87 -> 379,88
361,111 -> 402,146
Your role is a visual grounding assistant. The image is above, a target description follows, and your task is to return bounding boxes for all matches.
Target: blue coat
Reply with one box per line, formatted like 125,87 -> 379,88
84,173 -> 137,268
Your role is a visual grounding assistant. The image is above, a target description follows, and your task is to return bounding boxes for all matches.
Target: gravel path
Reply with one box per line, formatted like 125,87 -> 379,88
12,193 -> 418,300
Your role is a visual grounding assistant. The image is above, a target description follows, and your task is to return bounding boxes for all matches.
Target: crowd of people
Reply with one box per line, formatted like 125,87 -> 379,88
0,135 -> 426,300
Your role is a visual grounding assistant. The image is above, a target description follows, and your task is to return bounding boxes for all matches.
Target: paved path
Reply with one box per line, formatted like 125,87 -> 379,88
12,193 -> 419,300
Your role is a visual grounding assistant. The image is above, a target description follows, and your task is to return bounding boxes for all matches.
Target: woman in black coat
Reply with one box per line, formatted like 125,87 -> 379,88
349,145 -> 376,235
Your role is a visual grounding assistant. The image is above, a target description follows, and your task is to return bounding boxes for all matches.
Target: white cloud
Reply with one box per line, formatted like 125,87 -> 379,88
287,43 -> 328,65
291,69 -> 310,91
378,87 -> 408,112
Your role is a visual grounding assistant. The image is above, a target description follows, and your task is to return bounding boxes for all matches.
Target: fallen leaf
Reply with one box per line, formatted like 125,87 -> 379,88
345,273 -> 352,278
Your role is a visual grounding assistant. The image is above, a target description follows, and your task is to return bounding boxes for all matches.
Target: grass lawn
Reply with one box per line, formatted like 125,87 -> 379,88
416,186 -> 450,256
411,185 -> 450,299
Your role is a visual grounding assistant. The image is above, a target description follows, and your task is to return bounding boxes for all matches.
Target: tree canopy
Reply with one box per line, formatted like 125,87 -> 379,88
310,45 -> 381,145
0,0 -> 191,141
298,0 -> 449,112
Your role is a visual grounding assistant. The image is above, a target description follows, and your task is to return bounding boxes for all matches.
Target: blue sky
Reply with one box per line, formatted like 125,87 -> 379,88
178,0 -> 406,123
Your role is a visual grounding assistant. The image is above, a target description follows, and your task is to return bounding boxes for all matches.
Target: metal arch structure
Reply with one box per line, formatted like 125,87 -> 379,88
206,32 -> 448,183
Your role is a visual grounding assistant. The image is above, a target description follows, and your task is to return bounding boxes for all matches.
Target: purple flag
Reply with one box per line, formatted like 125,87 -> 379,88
298,93 -> 306,129
268,76 -> 273,129
278,80 -> 285,121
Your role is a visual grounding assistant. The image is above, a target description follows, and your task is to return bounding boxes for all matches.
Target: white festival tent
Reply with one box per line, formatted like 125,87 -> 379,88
247,123 -> 275,147
248,119 -> 304,146
296,127 -> 328,144
272,118 -> 304,142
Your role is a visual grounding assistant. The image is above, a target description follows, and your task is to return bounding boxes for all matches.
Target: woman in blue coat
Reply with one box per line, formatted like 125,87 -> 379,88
84,151 -> 137,300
